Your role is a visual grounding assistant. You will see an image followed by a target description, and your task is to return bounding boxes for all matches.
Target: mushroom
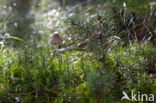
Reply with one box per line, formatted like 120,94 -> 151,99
49,31 -> 63,48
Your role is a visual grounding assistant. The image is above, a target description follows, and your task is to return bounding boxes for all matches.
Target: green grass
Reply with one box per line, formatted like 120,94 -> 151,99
0,43 -> 155,103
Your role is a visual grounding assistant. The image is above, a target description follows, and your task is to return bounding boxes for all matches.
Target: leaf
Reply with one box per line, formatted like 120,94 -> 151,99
10,36 -> 25,43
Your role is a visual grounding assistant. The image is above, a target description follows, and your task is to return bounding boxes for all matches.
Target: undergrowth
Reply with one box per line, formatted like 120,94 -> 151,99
0,42 -> 155,103
0,1 -> 156,103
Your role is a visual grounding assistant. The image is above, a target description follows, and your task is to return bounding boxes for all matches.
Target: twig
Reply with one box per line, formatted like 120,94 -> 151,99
51,39 -> 89,55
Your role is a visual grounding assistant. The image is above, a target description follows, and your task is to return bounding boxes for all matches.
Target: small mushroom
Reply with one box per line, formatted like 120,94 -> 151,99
49,32 -> 63,48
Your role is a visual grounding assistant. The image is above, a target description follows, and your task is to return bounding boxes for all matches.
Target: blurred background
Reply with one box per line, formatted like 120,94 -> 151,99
0,0 -> 155,46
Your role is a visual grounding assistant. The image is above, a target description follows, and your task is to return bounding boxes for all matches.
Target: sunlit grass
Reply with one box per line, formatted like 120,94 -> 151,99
0,42 -> 155,102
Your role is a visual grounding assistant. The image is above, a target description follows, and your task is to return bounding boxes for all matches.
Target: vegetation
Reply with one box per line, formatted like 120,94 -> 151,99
0,0 -> 156,103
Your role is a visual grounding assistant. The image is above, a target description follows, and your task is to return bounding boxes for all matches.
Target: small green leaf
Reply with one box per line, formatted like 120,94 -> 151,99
10,36 -> 25,43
